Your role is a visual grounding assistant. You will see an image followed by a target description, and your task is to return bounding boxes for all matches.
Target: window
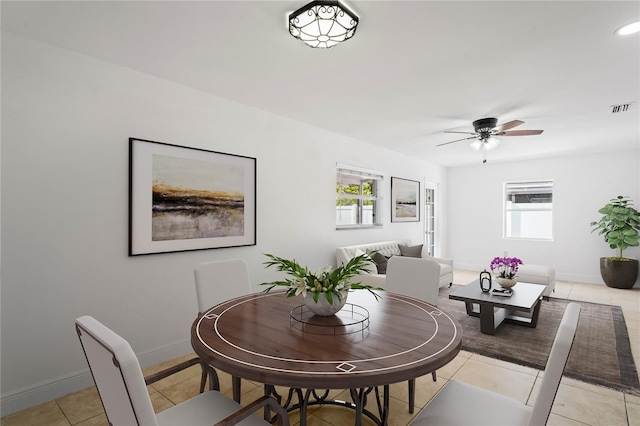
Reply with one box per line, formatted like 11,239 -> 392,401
504,181 -> 553,240
336,166 -> 382,228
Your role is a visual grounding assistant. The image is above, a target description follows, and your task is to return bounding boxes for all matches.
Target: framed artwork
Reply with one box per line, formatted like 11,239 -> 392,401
129,138 -> 256,255
391,177 -> 420,222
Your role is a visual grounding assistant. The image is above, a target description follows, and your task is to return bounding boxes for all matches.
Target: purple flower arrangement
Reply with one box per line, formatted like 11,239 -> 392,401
489,256 -> 523,279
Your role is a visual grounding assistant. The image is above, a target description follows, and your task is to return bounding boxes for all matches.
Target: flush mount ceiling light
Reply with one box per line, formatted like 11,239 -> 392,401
288,1 -> 359,48
615,21 -> 640,36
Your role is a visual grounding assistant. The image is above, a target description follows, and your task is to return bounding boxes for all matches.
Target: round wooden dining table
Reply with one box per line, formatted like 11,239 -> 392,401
191,290 -> 462,425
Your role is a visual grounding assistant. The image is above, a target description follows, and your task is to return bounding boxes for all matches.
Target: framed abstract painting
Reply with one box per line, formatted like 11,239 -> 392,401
391,177 -> 420,222
129,138 -> 256,255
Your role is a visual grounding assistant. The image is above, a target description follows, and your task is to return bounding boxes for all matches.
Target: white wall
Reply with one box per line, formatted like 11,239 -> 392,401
447,151 -> 640,285
0,33 -> 446,414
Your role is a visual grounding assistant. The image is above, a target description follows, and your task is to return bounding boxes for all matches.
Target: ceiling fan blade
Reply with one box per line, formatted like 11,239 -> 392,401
497,129 -> 544,136
444,130 -> 477,135
494,120 -> 524,132
436,136 -> 478,147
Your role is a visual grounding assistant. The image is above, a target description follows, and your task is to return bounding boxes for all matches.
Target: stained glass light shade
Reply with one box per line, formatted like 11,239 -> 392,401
288,1 -> 359,48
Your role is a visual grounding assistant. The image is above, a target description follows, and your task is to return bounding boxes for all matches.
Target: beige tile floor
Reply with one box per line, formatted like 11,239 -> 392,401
2,271 -> 640,426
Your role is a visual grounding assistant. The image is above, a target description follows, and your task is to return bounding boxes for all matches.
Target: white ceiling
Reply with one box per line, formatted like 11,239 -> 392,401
2,1 -> 639,167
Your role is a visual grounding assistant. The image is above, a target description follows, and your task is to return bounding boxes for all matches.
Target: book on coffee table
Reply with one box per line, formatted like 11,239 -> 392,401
491,288 -> 513,297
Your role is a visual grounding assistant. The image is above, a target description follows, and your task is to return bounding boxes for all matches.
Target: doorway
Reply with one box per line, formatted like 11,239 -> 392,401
424,186 -> 436,256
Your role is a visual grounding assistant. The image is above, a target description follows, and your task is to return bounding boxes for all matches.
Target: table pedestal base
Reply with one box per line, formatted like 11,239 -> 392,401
264,384 -> 389,426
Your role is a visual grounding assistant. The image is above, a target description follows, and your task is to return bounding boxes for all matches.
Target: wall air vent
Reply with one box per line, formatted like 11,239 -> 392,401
611,102 -> 633,113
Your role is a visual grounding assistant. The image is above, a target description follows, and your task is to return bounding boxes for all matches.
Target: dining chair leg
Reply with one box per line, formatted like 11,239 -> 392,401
232,375 -> 242,403
408,378 -> 415,414
199,361 -> 220,393
382,384 -> 390,425
263,384 -> 272,423
207,366 -> 220,391
199,366 -> 207,393
408,371 -> 436,413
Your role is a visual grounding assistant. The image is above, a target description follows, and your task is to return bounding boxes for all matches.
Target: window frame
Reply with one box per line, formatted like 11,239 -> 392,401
503,180 -> 554,241
336,165 -> 383,229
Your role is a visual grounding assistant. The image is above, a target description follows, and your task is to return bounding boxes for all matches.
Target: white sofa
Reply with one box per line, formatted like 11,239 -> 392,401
336,241 -> 453,289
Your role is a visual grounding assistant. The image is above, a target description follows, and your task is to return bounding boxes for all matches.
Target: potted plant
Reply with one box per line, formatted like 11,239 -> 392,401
489,256 -> 523,288
590,195 -> 640,289
260,252 -> 382,316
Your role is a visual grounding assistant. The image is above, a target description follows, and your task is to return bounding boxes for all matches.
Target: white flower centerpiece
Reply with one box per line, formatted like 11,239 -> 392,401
260,253 -> 383,316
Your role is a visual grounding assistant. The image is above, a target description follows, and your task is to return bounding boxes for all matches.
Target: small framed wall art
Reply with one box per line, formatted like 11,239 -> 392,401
129,138 -> 256,255
391,177 -> 420,222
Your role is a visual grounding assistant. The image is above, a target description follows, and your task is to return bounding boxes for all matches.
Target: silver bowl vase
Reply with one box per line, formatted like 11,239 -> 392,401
304,291 -> 348,316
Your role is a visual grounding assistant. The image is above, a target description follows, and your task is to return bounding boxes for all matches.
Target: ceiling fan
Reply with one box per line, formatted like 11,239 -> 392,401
437,118 -> 544,163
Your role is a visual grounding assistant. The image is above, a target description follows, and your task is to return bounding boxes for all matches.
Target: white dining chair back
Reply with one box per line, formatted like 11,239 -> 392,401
411,302 -> 581,426
75,315 -> 288,426
528,302 -> 581,425
194,258 -> 252,314
194,258 -> 253,397
385,255 -> 441,413
76,315 -> 155,425
385,256 -> 440,305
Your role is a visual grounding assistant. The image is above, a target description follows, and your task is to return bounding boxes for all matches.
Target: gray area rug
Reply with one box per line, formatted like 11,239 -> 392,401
439,284 -> 640,396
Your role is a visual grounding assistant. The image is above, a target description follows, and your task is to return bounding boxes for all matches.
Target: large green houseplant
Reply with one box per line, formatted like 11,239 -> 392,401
590,195 -> 640,288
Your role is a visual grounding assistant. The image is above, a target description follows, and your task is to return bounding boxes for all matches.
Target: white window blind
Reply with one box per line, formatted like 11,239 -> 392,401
336,165 -> 383,228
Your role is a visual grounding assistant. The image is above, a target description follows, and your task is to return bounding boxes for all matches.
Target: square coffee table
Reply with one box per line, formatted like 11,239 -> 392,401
449,281 -> 546,335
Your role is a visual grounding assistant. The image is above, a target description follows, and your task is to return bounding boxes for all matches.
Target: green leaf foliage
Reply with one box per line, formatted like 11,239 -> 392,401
591,195 -> 640,258
260,252 -> 384,302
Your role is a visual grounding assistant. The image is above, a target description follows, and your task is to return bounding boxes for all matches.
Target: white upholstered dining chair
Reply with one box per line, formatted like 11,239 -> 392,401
75,315 -> 289,426
385,255 -> 441,413
411,302 -> 581,426
194,258 -> 252,399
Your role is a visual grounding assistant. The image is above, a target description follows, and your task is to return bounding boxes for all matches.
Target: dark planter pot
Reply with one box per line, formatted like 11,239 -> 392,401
599,257 -> 639,289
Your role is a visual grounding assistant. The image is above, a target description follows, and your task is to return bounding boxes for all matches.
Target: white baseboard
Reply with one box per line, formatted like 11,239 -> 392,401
555,272 -> 603,285
0,339 -> 193,417
454,263 -> 489,274
0,370 -> 94,418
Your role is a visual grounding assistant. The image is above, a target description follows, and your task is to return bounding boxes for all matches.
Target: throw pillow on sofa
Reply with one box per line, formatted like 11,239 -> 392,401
399,244 -> 423,258
370,252 -> 390,274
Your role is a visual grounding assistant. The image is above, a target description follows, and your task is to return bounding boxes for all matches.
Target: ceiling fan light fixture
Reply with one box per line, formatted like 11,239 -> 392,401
615,21 -> 640,36
485,137 -> 500,150
470,140 -> 483,151
288,1 -> 359,48
470,137 -> 500,151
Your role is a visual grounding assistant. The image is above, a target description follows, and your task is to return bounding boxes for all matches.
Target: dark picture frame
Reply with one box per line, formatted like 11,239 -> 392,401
129,138 -> 256,256
391,177 -> 420,222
